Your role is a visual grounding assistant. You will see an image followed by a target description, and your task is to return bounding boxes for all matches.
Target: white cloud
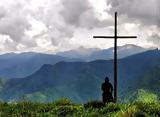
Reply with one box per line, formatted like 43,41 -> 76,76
0,0 -> 159,53
106,0 -> 160,26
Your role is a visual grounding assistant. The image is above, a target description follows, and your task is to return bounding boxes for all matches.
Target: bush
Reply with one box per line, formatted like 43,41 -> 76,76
54,98 -> 73,106
84,100 -> 105,109
56,106 -> 78,116
136,89 -> 158,103
100,103 -> 120,114
118,106 -> 145,117
134,102 -> 160,116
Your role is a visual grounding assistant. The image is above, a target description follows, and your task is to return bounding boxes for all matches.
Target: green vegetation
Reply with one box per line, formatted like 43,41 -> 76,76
0,98 -> 160,117
135,89 -> 158,103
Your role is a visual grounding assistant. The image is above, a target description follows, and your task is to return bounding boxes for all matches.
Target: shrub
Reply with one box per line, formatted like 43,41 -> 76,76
54,98 -> 73,106
56,106 -> 78,116
100,103 -> 120,114
84,100 -> 105,109
117,105 -> 145,117
136,89 -> 158,103
134,102 -> 160,116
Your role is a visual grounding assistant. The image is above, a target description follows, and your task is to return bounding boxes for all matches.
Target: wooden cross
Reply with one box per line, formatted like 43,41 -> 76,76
93,12 -> 137,102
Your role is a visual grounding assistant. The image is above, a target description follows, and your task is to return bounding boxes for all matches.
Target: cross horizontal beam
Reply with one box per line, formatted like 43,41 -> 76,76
93,36 -> 137,39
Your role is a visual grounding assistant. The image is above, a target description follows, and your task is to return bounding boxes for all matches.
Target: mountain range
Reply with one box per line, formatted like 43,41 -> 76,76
0,52 -> 80,78
0,44 -> 148,78
57,44 -> 149,61
0,49 -> 160,103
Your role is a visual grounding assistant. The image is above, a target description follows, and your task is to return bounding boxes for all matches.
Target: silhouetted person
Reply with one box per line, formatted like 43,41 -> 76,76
101,77 -> 113,103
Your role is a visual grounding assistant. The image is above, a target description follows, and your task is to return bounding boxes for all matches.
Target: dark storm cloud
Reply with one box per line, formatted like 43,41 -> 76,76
0,2 -> 31,43
0,7 -> 6,19
0,0 -> 113,52
79,9 -> 113,29
60,0 -> 112,29
107,0 -> 160,26
60,0 -> 91,26
0,15 -> 30,42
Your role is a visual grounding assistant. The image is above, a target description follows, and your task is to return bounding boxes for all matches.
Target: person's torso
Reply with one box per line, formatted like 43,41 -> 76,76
102,82 -> 111,93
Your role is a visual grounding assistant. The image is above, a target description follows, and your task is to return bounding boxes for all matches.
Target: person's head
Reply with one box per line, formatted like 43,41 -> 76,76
105,76 -> 109,83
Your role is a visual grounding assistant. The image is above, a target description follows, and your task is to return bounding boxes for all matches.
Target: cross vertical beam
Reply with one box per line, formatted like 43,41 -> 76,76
114,12 -> 118,102
93,12 -> 137,103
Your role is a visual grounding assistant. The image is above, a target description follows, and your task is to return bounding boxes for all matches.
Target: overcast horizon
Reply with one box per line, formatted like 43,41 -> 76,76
0,0 -> 159,54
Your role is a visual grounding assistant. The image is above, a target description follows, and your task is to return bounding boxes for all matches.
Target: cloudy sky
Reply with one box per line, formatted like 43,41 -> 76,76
0,0 -> 159,54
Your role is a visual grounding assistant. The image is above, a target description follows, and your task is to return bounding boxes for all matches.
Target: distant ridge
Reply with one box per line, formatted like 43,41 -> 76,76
0,44 -> 150,79
56,44 -> 150,61
0,52 -> 80,78
0,49 -> 160,102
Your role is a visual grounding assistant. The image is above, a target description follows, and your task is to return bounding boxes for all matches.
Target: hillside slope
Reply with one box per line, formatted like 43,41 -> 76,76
0,52 -> 80,78
0,49 -> 160,102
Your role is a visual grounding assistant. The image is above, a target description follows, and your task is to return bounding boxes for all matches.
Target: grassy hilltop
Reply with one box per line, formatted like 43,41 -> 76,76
0,98 -> 160,117
0,89 -> 160,117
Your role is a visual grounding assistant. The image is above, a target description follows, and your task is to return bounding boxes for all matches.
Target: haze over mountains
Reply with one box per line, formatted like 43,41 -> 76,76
57,44 -> 149,61
0,47 -> 159,103
0,44 -> 149,78
0,52 -> 80,78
